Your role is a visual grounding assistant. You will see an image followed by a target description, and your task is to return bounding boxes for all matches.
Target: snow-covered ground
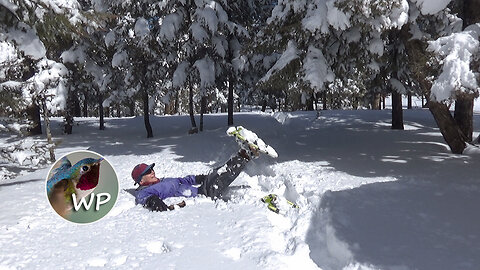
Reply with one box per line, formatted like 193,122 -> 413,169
1,108 -> 480,270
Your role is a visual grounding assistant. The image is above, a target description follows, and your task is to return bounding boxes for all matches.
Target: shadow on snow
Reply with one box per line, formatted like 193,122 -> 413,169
306,179 -> 480,269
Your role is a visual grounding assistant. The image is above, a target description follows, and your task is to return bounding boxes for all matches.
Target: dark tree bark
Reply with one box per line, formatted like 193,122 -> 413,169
429,101 -> 467,154
83,91 -> 88,117
306,93 -> 314,111
40,98 -> 55,162
142,89 -> 153,138
452,0 -> 480,143
261,99 -> 267,112
98,93 -> 105,130
227,78 -> 234,126
128,100 -> 135,117
26,102 -> 42,135
188,81 -> 198,134
391,91 -> 404,130
323,91 -> 327,110
200,96 -> 206,132
64,112 -> 73,134
371,93 -> 381,110
174,90 -> 179,115
454,95 -> 474,142
64,90 -> 75,134
407,91 -> 412,109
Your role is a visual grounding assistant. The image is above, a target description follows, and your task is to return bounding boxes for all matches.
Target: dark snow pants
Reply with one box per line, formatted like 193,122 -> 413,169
196,153 -> 248,199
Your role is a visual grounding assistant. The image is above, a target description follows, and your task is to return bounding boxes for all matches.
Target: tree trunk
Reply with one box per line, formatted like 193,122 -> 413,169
462,0 -> 480,28
261,99 -> 267,112
391,91 -> 404,130
64,112 -> 73,134
200,96 -> 206,132
128,100 -> 135,116
83,91 -> 88,117
429,101 -> 467,154
306,93 -> 314,111
26,102 -> 42,135
116,103 -> 121,118
454,96 -> 474,142
407,91 -> 412,109
64,90 -> 75,134
323,91 -> 327,110
98,93 -> 105,130
227,77 -> 234,126
142,89 -> 153,138
174,90 -> 179,115
453,0 -> 480,143
372,93 -> 381,110
41,98 -> 55,162
188,82 -> 198,134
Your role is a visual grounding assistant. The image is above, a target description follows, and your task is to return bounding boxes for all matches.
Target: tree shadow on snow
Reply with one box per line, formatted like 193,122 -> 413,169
52,113 -> 281,179
306,179 -> 480,270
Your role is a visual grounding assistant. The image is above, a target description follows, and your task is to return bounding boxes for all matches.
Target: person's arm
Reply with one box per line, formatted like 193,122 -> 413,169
135,184 -> 169,205
177,175 -> 199,185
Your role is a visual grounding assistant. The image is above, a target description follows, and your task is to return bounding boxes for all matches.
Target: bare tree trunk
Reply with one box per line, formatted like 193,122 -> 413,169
116,103 -> 121,118
227,77 -> 234,126
407,91 -> 412,109
200,96 -> 206,132
323,91 -> 327,110
128,100 -> 135,116
64,90 -> 75,134
452,1 -> 480,143
26,102 -> 42,135
174,90 -> 179,115
188,81 -> 198,134
83,91 -> 88,117
142,89 -> 153,138
372,93 -> 381,110
454,95 -> 474,142
99,93 -> 105,130
429,101 -> 467,154
41,98 -> 55,162
391,91 -> 404,130
306,93 -> 314,111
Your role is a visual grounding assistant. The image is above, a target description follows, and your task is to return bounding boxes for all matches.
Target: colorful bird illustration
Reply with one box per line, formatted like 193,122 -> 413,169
46,156 -> 104,218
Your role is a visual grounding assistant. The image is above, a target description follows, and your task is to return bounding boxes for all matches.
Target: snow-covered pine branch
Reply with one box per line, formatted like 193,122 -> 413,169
427,24 -> 480,102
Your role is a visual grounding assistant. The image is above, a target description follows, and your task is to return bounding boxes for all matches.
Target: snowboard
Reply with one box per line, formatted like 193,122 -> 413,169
227,126 -> 278,158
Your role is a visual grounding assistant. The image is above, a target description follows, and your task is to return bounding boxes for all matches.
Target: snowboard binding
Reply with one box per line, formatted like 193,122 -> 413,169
261,194 -> 299,214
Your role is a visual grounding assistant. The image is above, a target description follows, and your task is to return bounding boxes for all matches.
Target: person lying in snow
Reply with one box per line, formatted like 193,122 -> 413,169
131,147 -> 258,212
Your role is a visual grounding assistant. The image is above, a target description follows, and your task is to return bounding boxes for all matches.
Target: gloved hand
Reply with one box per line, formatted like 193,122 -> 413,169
144,195 -> 169,212
195,175 -> 207,184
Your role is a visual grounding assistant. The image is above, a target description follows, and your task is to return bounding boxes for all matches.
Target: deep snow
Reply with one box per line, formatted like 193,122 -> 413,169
0,108 -> 479,270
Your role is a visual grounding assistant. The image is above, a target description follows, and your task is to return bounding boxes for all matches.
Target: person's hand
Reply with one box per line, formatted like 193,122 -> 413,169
167,200 -> 186,210
195,175 -> 207,184
144,195 -> 169,212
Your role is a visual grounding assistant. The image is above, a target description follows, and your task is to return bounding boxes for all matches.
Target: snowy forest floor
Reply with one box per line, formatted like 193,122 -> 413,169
1,108 -> 480,270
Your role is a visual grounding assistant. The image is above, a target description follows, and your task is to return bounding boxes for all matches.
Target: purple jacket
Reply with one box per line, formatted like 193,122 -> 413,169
135,175 -> 198,204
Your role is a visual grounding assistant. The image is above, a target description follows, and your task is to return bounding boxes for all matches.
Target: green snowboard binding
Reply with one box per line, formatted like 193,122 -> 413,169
261,194 -> 298,214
